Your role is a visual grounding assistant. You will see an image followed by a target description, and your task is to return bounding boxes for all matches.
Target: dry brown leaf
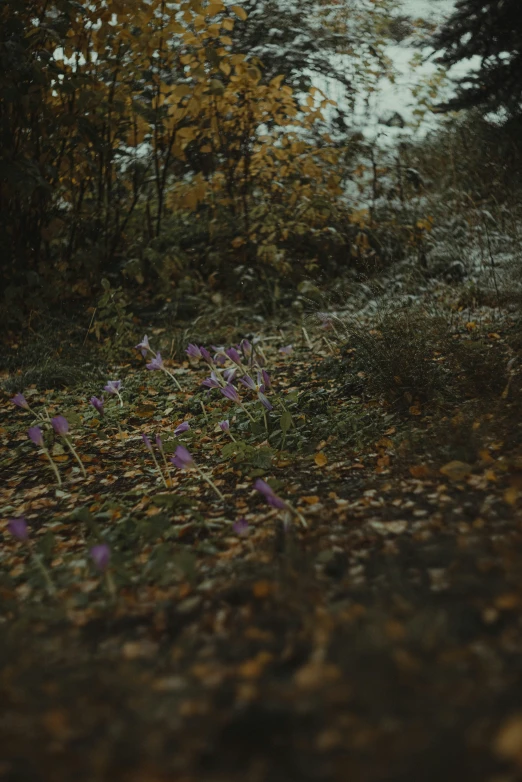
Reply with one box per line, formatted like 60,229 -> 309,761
440,461 -> 472,480
409,464 -> 431,478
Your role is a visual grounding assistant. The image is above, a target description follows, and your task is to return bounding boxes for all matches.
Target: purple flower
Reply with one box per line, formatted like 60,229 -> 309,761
146,353 -> 164,371
142,433 -> 153,452
104,380 -> 122,394
170,445 -> 194,470
223,368 -> 237,383
135,335 -> 150,357
233,517 -> 249,537
174,421 -> 190,435
259,370 -> 271,390
240,339 -> 252,359
218,420 -> 230,433
90,396 -> 104,415
225,347 -> 242,365
155,434 -> 164,452
254,478 -> 287,510
239,374 -> 256,391
279,345 -> 293,355
28,426 -> 44,447
90,543 -> 111,572
202,371 -> 221,389
11,393 -> 30,410
200,347 -> 213,366
258,392 -> 273,411
220,384 -> 240,403
51,415 -> 69,436
215,353 -> 227,366
186,343 -> 202,359
7,517 -> 29,541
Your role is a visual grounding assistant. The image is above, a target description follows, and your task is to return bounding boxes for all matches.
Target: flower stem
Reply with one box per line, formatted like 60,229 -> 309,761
164,368 -> 183,392
151,451 -> 169,489
239,402 -> 256,423
159,450 -> 173,487
42,447 -> 62,486
196,467 -> 225,501
64,437 -> 87,477
116,391 -> 124,408
105,569 -> 117,599
31,552 -> 56,596
284,501 -> 307,528
200,400 -> 208,420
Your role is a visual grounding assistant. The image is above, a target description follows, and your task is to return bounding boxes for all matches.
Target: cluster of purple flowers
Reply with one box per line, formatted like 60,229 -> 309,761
186,339 -> 276,418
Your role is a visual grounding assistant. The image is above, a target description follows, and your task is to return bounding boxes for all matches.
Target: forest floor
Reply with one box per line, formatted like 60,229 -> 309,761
2,277 -> 522,782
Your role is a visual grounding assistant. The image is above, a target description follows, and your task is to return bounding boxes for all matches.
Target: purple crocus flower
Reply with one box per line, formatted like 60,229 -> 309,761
220,384 -> 240,403
146,353 -> 164,371
7,517 -> 29,541
279,345 -> 293,355
135,335 -> 150,357
51,415 -> 69,436
28,426 -> 44,447
215,353 -> 227,366
90,543 -> 111,572
174,421 -> 190,435
200,347 -> 213,366
90,396 -> 104,415
233,517 -> 249,537
254,478 -> 287,510
240,339 -> 252,359
142,433 -> 153,452
155,434 -> 164,452
259,370 -> 271,390
104,380 -> 122,394
186,343 -> 202,360
223,368 -> 237,383
170,445 -> 194,470
225,347 -> 242,365
239,374 -> 256,391
11,393 -> 30,410
218,420 -> 230,433
258,392 -> 273,411
202,371 -> 221,389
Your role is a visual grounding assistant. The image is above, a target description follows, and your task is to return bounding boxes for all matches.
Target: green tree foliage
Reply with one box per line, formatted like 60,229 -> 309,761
428,0 -> 522,119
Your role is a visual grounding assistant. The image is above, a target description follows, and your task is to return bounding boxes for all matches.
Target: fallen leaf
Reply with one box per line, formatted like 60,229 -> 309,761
314,452 -> 328,467
122,640 -> 159,660
252,580 -> 273,598
440,461 -> 472,480
409,464 -> 431,478
494,714 -> 522,765
238,651 -> 273,679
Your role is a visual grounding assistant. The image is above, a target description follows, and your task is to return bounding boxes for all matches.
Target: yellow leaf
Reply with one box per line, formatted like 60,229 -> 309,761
302,495 -> 320,505
505,486 -> 520,506
206,2 -> 225,15
230,4 -> 248,20
219,60 -> 231,75
409,404 -> 422,416
440,461 -> 472,481
494,714 -> 522,764
314,452 -> 328,467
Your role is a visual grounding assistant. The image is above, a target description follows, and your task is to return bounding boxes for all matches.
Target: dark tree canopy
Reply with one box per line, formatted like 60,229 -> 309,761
429,0 -> 522,119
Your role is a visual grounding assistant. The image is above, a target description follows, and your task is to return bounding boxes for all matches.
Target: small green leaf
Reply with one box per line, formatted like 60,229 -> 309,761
280,411 -> 293,433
